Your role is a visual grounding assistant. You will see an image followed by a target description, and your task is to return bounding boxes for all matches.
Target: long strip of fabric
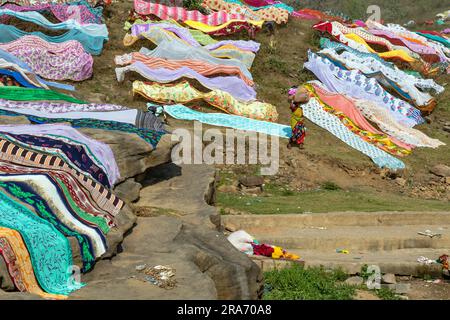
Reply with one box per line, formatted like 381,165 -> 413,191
0,174 -> 112,235
0,179 -> 99,272
226,0 -> 293,11
0,0 -> 105,6
0,132 -> 111,188
313,21 -> 421,66
0,98 -> 126,113
0,2 -> 103,24
136,39 -> 252,78
115,52 -> 254,86
116,62 -> 256,102
0,176 -> 108,250
129,22 -> 260,52
0,191 -> 83,295
0,124 -> 120,186
301,97 -> 405,170
416,32 -> 450,48
0,138 -> 124,215
0,227 -> 67,299
124,18 -> 218,46
0,87 -> 86,103
0,108 -> 165,148
320,38 -> 444,95
132,80 -> 278,121
0,161 -> 117,226
384,24 -> 450,63
0,9 -> 108,39
318,48 -> 438,109
162,104 -> 290,138
0,24 -> 105,55
124,26 -> 256,68
351,99 -> 445,148
0,36 -> 93,81
368,28 -> 441,63
303,50 -> 424,127
133,0 -> 247,25
203,0 -> 289,24
183,19 -> 263,36
304,83 -> 412,156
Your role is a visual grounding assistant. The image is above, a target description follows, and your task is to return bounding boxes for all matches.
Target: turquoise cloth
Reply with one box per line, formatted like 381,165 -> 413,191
161,104 -> 291,138
0,9 -> 108,39
416,32 -> 450,48
0,24 -> 105,55
0,191 -> 84,295
223,0 -> 294,12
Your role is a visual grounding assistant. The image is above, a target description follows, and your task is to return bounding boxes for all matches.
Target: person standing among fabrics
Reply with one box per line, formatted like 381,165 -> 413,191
287,86 -> 310,149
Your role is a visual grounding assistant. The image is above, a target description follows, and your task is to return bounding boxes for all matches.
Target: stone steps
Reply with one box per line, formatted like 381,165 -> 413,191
222,213 -> 450,276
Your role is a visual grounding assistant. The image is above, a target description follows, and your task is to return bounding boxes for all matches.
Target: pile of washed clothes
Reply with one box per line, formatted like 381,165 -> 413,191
0,0 -> 166,299
295,17 -> 449,170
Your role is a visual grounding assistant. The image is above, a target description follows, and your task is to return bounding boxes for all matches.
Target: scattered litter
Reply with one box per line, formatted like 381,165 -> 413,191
135,264 -> 147,271
417,230 -> 442,238
437,254 -> 449,270
336,248 -> 349,254
308,226 -> 327,230
417,256 -> 437,265
137,265 -> 177,289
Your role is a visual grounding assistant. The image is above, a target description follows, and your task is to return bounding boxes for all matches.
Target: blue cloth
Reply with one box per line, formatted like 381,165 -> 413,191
0,9 -> 108,39
416,32 -> 450,48
0,24 -> 105,55
0,68 -> 39,88
161,104 -> 291,138
0,48 -> 75,91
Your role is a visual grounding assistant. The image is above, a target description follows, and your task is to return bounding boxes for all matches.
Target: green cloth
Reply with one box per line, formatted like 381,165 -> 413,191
0,87 -> 86,104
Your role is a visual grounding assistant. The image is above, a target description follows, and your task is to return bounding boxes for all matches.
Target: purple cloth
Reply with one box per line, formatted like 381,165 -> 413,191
0,124 -> 120,185
116,61 -> 257,101
0,2 -> 102,24
131,23 -> 260,52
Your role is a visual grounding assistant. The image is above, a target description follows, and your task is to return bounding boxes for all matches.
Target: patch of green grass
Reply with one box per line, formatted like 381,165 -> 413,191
217,184 -> 450,214
374,288 -> 401,300
263,264 -> 356,300
321,181 -> 341,191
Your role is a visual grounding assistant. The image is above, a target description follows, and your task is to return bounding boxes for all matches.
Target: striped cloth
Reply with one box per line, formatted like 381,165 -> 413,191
134,0 -> 247,25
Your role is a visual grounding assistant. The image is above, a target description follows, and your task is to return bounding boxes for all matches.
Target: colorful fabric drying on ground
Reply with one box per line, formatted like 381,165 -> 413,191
296,14 -> 447,169
0,0 -> 170,299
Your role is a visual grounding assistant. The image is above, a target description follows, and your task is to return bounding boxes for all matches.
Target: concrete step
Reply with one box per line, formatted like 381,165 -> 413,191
222,212 -> 450,229
295,248 -> 446,277
246,225 -> 450,251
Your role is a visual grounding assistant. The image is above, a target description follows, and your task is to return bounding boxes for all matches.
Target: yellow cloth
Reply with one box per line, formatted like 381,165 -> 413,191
345,33 -> 417,63
184,19 -> 264,33
132,80 -> 278,122
202,0 -> 288,24
0,227 -> 67,300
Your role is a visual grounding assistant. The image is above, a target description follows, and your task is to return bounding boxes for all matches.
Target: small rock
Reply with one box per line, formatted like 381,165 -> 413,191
443,126 -> 450,133
396,295 -> 409,300
430,164 -> 450,178
241,186 -> 263,194
394,283 -> 411,294
345,276 -> 364,286
395,178 -> 407,186
239,176 -> 264,187
217,185 -> 239,193
446,177 -> 450,185
381,273 -> 397,284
